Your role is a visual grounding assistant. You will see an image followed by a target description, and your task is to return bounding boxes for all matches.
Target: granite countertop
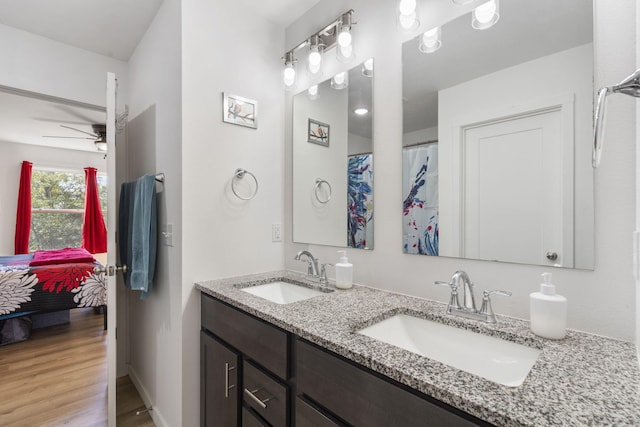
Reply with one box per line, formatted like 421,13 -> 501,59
196,270 -> 640,427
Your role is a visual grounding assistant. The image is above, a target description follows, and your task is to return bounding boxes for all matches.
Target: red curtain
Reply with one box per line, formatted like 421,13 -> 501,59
14,161 -> 33,254
82,167 -> 107,254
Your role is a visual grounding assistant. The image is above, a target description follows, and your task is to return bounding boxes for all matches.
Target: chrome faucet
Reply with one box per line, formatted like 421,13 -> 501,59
295,250 -> 320,277
435,270 -> 511,323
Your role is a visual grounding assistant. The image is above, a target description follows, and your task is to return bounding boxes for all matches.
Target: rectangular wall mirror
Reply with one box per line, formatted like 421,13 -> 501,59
402,0 -> 594,269
293,58 -> 374,249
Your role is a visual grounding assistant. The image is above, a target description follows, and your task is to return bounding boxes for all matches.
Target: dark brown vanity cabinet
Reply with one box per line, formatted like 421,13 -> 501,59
201,293 -> 490,427
201,294 -> 290,427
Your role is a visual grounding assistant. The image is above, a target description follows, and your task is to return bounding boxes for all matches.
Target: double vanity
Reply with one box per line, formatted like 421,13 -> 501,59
196,271 -> 640,426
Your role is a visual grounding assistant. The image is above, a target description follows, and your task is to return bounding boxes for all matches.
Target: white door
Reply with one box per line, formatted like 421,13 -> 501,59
106,72 -> 117,427
460,108 -> 573,267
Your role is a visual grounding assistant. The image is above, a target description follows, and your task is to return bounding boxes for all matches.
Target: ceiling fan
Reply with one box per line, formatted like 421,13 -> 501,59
43,124 -> 107,151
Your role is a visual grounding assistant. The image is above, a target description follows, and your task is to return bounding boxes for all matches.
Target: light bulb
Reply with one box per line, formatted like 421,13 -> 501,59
398,0 -> 416,15
283,64 -> 296,87
333,72 -> 345,85
419,27 -> 441,53
399,12 -> 418,30
354,108 -> 368,115
309,50 -> 321,66
338,44 -> 353,61
308,85 -> 318,96
362,58 -> 374,77
338,27 -> 352,48
331,71 -> 348,90
472,0 -> 499,30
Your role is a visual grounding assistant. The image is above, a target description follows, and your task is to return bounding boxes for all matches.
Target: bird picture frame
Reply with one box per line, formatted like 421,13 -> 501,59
307,118 -> 330,147
222,92 -> 257,129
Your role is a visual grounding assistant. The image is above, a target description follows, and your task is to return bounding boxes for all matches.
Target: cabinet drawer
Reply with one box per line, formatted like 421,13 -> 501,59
202,294 -> 288,378
296,397 -> 342,427
243,361 -> 288,427
242,406 -> 270,427
296,339 -> 485,427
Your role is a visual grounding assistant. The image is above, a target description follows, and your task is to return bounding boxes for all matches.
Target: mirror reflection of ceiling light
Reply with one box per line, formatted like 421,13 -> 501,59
472,0 -> 500,30
398,0 -> 419,31
95,140 -> 107,152
354,108 -> 369,115
419,27 -> 442,53
331,71 -> 348,90
307,84 -> 319,100
362,58 -> 374,77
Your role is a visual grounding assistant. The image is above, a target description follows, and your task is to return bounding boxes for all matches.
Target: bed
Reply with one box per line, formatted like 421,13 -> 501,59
0,249 -> 107,326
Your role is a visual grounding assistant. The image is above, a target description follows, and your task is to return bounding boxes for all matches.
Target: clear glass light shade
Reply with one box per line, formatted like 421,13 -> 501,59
337,27 -> 352,48
398,0 -> 419,31
307,44 -> 323,76
362,58 -> 374,77
472,0 -> 500,30
419,27 -> 442,53
307,84 -> 319,100
331,71 -> 349,90
337,43 -> 355,63
283,63 -> 296,89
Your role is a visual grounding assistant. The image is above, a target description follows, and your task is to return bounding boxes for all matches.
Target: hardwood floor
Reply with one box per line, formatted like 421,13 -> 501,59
0,309 -> 154,427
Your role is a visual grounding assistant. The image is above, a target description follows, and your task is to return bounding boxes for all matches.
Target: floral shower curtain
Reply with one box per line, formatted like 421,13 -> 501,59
14,161 -> 33,254
347,154 -> 373,249
402,143 -> 438,255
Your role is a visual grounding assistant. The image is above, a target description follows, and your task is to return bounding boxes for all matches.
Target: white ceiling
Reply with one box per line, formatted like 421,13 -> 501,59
0,89 -> 106,152
0,0 -> 164,61
236,0 -> 322,27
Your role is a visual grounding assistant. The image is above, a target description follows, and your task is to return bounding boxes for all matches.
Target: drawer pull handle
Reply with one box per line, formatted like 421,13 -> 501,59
244,387 -> 272,409
224,363 -> 236,398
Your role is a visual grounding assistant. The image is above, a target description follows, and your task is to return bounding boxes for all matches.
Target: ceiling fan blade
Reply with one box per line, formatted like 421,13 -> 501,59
59,124 -> 99,138
43,135 -> 96,140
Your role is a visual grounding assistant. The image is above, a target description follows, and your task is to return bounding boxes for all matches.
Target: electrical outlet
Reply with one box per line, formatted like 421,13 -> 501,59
272,223 -> 282,242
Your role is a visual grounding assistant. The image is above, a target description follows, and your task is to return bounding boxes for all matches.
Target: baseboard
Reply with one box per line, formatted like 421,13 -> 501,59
127,365 -> 170,427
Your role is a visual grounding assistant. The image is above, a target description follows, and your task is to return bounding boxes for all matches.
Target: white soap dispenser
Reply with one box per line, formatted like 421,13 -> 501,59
335,250 -> 353,289
529,272 -> 567,339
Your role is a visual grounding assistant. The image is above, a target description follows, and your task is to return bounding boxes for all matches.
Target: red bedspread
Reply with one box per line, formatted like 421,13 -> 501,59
29,247 -> 96,266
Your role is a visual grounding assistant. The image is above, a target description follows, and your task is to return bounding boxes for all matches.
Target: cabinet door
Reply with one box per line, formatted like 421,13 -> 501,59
201,331 -> 240,427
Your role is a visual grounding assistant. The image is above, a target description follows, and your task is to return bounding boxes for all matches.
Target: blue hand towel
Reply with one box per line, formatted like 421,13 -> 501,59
119,174 -> 157,299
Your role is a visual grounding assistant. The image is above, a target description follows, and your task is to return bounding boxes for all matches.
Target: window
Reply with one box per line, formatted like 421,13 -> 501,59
29,169 -> 107,252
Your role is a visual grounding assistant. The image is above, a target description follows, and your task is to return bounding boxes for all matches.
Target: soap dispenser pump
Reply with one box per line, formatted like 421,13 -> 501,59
335,250 -> 353,289
529,272 -> 567,339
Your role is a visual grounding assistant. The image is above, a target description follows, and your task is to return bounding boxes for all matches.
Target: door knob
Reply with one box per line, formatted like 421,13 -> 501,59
546,251 -> 558,261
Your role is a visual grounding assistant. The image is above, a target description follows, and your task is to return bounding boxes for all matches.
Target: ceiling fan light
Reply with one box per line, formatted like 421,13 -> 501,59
95,140 -> 107,152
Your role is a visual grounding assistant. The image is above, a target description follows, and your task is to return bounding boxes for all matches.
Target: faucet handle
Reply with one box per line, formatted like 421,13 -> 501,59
320,263 -> 333,285
479,290 -> 512,323
434,280 -> 461,310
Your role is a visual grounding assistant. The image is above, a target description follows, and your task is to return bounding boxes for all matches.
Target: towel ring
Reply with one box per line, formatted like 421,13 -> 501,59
232,168 -> 258,200
314,178 -> 332,204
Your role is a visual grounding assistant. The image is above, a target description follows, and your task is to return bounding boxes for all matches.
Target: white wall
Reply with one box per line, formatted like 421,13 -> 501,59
403,126 -> 438,147
181,1 -> 285,425
0,141 -> 106,255
285,0 -> 638,342
125,0 -> 181,426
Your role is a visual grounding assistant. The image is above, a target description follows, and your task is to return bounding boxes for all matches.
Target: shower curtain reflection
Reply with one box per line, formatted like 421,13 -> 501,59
403,143 -> 438,255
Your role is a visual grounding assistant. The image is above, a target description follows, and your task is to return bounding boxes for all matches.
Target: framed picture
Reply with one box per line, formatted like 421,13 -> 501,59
223,92 -> 257,129
308,118 -> 330,146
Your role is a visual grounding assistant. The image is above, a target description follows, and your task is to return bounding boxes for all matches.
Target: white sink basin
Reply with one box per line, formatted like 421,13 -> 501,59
240,281 -> 329,304
358,314 -> 541,387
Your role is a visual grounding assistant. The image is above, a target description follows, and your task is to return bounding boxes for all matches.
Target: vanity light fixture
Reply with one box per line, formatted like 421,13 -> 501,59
95,140 -> 107,152
282,51 -> 297,90
336,12 -> 355,62
398,0 -> 420,32
307,35 -> 324,76
362,58 -> 374,77
472,0 -> 499,30
281,10 -> 356,89
331,71 -> 348,90
419,27 -> 442,53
